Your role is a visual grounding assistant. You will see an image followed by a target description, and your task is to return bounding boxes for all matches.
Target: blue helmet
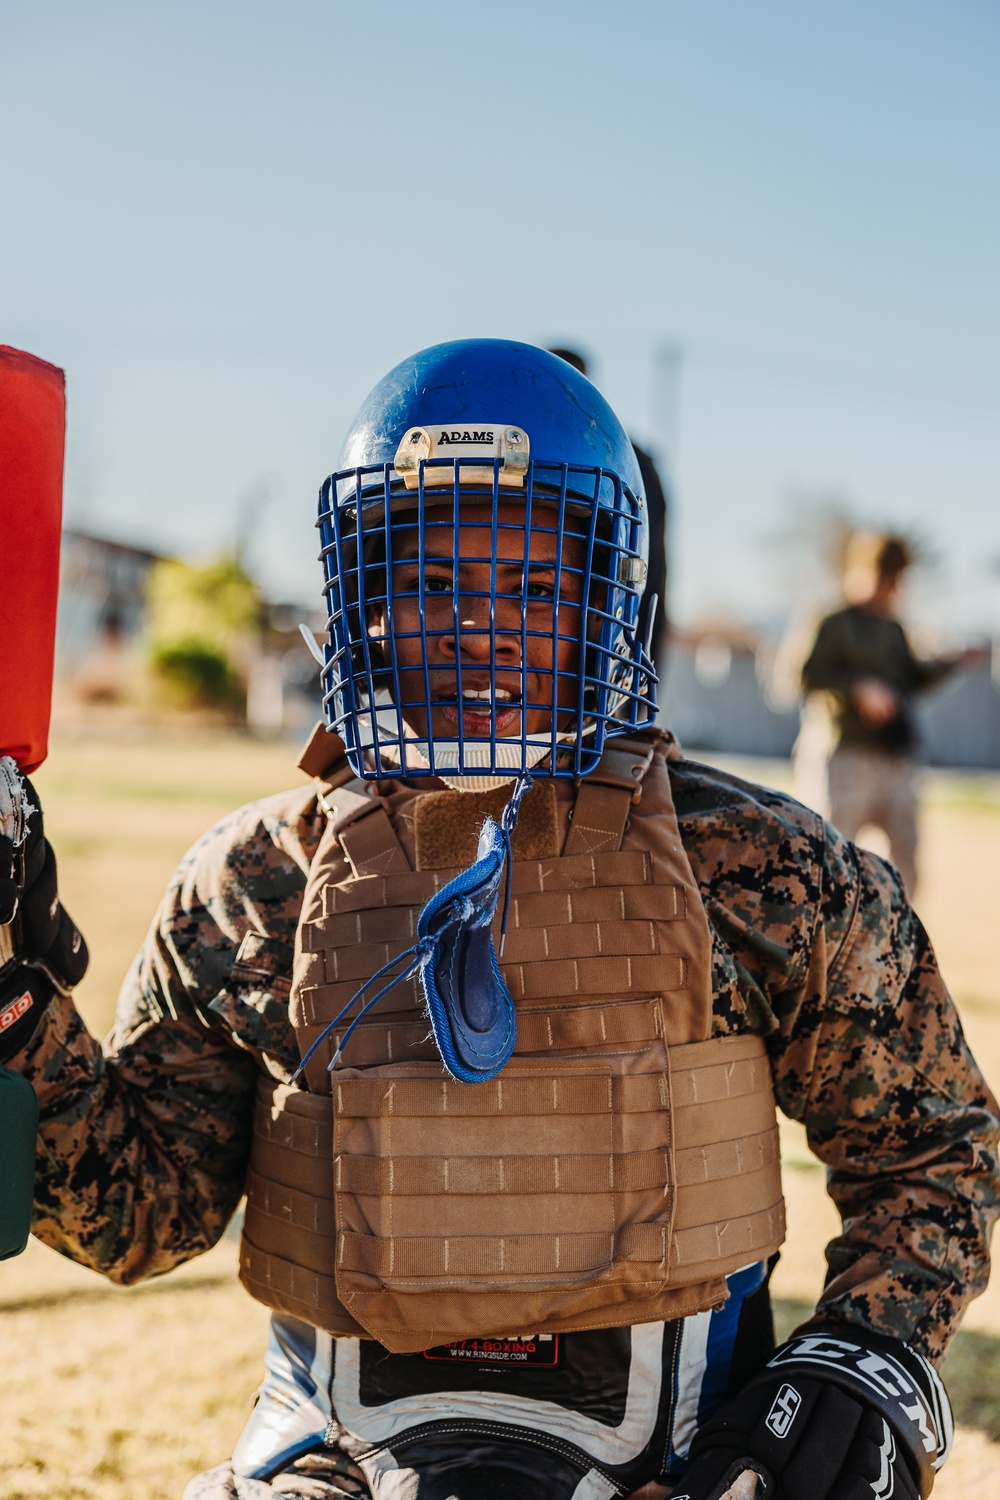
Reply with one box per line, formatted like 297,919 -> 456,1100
317,338 -> 657,783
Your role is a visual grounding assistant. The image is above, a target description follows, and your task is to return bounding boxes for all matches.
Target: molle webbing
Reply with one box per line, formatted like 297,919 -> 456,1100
240,1033 -> 784,1350
291,740 -> 707,1084
240,732 -> 786,1349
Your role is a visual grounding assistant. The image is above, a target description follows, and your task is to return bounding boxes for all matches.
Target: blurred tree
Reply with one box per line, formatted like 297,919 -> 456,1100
145,555 -> 265,712
767,489 -> 858,609
767,488 -> 938,611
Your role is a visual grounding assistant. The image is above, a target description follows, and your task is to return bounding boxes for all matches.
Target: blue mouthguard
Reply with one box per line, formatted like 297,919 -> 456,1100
293,775 -> 532,1085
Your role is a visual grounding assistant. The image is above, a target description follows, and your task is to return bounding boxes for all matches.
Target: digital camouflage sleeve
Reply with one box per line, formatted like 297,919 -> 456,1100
671,761 -> 1000,1361
13,762 -> 999,1363
18,787 -> 323,1283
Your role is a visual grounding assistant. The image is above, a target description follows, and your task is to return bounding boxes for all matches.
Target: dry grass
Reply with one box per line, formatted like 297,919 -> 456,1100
3,733 -> 1000,1495
2,1238 -> 269,1500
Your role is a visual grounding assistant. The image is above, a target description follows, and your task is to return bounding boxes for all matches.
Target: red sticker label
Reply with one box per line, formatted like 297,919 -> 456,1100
423,1335 -> 559,1366
0,990 -> 33,1031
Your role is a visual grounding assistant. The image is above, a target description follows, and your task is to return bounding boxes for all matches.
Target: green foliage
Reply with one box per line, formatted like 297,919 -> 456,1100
147,555 -> 262,649
145,555 -> 264,711
148,640 -> 242,710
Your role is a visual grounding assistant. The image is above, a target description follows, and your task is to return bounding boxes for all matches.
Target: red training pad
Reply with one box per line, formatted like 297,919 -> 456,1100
0,345 -> 66,773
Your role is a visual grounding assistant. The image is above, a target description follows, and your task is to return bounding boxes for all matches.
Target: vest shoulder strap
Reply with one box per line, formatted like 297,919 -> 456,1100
585,735 -> 657,793
562,732 -> 661,857
338,807 -> 412,877
297,722 -> 351,781
297,724 -> 401,863
562,781 -> 632,857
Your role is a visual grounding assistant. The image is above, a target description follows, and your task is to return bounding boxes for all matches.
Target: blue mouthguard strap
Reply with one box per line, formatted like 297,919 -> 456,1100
290,944 -> 428,1084
499,772 -> 534,952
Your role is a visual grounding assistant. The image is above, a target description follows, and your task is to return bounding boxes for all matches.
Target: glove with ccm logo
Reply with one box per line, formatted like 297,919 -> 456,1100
675,1329 -> 953,1500
0,758 -> 89,1063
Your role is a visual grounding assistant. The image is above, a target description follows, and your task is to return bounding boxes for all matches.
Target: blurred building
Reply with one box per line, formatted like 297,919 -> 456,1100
659,624 -> 1000,770
55,529 -> 165,702
658,624 -> 799,759
919,650 -> 1000,769
57,528 -> 163,674
55,527 -> 323,729
246,601 -> 326,738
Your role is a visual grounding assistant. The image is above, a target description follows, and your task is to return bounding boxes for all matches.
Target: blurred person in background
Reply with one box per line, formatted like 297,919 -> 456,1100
800,530 -> 983,895
548,348 -> 670,678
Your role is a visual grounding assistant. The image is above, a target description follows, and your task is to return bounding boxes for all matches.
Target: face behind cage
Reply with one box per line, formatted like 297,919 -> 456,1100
320,459 -> 651,780
366,498 -> 587,750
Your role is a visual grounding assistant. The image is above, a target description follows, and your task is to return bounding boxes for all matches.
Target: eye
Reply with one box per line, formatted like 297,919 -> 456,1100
395,565 -> 452,595
525,579 -> 556,600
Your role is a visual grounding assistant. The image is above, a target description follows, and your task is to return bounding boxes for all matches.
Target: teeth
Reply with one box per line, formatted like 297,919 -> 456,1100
462,689 -> 514,702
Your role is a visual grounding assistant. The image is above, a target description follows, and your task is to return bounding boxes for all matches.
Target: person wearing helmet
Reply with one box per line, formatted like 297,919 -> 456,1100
1,342 -> 996,1500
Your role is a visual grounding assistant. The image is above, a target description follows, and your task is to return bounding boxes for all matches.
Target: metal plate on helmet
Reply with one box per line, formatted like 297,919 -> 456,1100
393,423 -> 530,490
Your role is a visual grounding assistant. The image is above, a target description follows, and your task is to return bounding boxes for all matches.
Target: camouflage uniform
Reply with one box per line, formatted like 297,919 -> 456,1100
14,759 -> 999,1487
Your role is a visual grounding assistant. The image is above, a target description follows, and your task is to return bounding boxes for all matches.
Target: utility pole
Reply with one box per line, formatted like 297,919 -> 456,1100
650,339 -> 684,472
236,477 -> 273,575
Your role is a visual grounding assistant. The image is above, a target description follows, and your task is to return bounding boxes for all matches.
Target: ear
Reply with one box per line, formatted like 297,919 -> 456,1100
364,607 -> 390,674
366,606 -> 386,640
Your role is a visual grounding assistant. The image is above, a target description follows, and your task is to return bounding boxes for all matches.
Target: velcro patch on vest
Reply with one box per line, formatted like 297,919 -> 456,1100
422,1334 -> 560,1368
413,781 -> 559,870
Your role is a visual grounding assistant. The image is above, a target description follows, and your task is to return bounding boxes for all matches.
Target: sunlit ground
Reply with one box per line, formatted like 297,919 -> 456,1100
3,732 -> 999,1497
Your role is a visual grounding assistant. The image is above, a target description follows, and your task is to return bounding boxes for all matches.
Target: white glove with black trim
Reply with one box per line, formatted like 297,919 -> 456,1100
675,1328 -> 952,1500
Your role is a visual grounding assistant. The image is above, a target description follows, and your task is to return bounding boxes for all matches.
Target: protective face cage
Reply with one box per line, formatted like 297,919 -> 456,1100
317,439 -> 657,784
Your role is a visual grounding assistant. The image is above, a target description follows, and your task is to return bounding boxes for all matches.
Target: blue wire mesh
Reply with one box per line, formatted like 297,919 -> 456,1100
317,456 -> 656,781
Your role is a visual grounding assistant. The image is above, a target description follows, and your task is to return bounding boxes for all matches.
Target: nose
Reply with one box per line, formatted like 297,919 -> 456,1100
439,589 -> 521,665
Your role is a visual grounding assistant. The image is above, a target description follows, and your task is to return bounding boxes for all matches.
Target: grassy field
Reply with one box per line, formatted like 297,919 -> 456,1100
3,731 -> 1000,1496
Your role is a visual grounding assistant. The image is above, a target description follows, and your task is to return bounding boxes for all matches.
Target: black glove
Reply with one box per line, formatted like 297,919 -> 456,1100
677,1329 -> 952,1500
0,761 -> 89,1061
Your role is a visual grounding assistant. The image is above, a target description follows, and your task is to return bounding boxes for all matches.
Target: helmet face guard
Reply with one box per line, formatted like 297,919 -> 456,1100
318,458 -> 656,782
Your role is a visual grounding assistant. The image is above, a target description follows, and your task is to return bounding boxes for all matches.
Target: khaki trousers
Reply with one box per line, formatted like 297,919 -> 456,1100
826,745 -> 918,896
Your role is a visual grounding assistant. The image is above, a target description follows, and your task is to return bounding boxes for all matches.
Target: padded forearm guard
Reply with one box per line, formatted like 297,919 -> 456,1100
0,1061 -> 39,1258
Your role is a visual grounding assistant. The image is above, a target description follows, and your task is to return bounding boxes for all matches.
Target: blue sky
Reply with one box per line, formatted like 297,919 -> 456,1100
3,0 -> 998,632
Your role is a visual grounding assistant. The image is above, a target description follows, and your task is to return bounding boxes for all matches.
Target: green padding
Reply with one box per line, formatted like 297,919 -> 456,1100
0,1065 -> 38,1259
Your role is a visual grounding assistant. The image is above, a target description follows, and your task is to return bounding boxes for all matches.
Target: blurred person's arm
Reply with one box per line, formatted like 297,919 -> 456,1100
8,788 -> 317,1283
849,676 -> 899,726
905,638 -> 988,694
772,828 -> 1000,1363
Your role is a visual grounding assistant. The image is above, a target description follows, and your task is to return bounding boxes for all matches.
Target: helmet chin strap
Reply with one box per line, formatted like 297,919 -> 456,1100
368,716 -> 586,791
438,774 -> 527,792
436,742 -> 554,793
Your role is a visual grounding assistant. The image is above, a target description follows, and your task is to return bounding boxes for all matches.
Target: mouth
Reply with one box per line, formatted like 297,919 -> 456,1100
434,686 -> 522,736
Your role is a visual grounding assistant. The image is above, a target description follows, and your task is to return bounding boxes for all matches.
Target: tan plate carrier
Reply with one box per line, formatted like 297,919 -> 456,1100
240,732 -> 785,1354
